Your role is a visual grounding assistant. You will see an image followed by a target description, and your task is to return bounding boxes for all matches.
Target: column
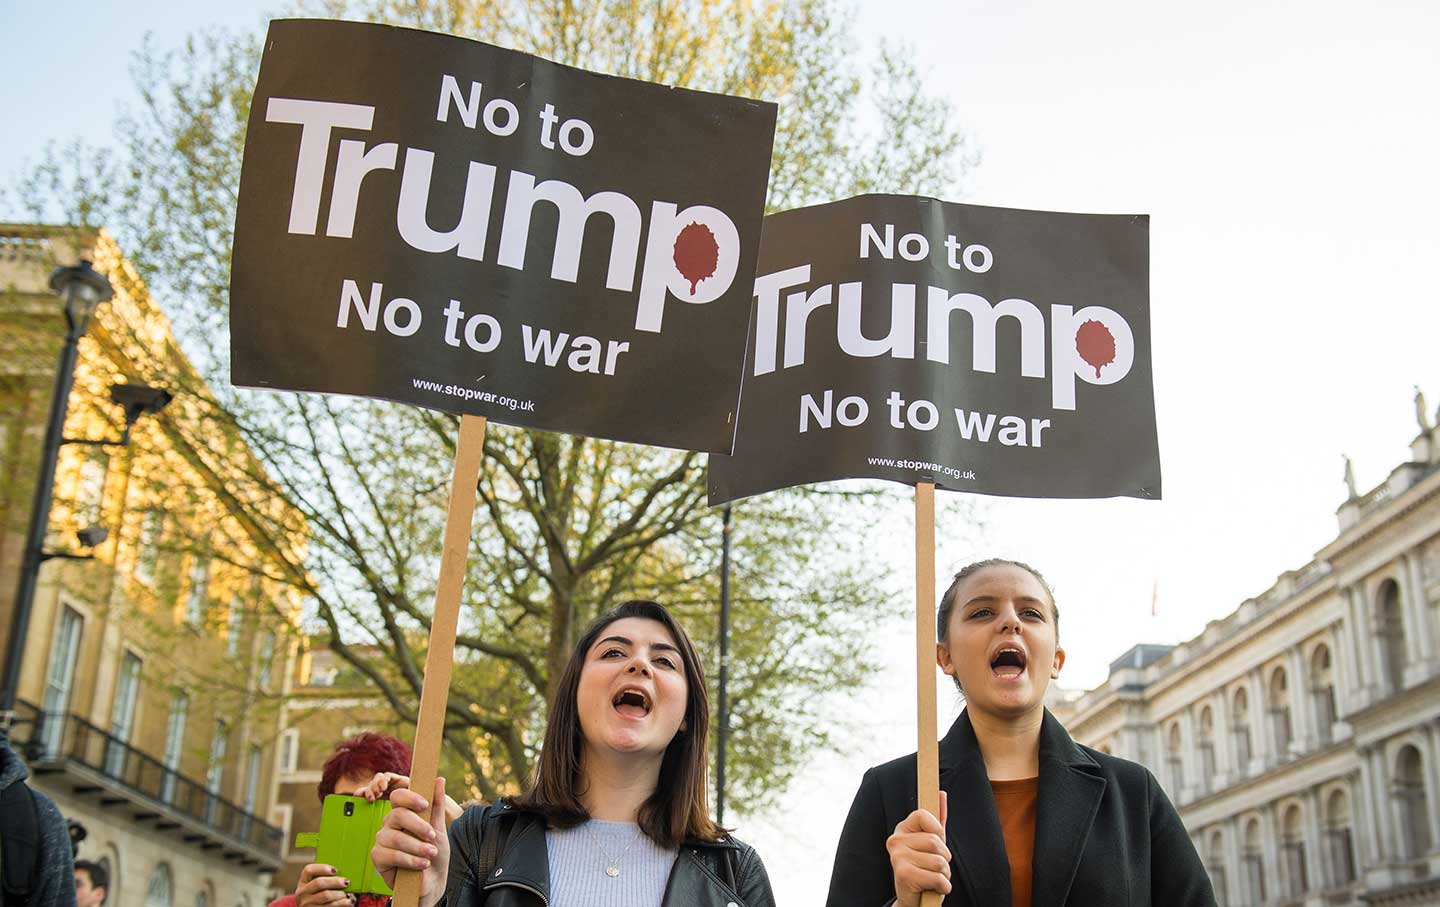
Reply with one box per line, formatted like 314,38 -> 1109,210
1355,756 -> 1382,868
1287,646 -> 1313,751
1260,804 -> 1282,898
1344,585 -> 1375,703
1301,788 -> 1326,892
1217,685 -> 1236,783
1225,817 -> 1245,907
1370,745 -> 1398,862
1405,550 -> 1436,663
1248,669 -> 1269,771
1181,708 -> 1199,800
1399,553 -> 1429,666
1423,723 -> 1440,852
1330,620 -> 1356,719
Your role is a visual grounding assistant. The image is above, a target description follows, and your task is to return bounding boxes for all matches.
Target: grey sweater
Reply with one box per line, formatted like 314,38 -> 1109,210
545,819 -> 677,907
0,742 -> 75,907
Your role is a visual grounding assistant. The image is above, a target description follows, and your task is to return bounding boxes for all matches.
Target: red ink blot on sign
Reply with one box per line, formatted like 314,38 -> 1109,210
1075,319 -> 1116,378
673,222 -> 719,294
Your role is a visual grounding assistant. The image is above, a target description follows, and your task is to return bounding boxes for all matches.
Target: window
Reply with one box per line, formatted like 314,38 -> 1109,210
243,745 -> 262,814
1281,804 -> 1309,898
1311,644 -> 1337,744
161,692 -> 189,804
225,597 -> 244,657
1378,581 -> 1408,692
135,511 -> 163,584
1206,831 -> 1227,907
77,453 -> 108,524
1268,667 -> 1292,756
184,557 -> 209,627
41,606 -> 83,756
104,653 -> 143,777
1166,723 -> 1185,795
144,863 -> 173,907
257,632 -> 277,688
1325,789 -> 1356,886
1197,706 -> 1216,794
277,728 -> 299,773
1231,688 -> 1252,772
1396,745 -> 1432,859
1243,820 -> 1266,904
206,720 -> 228,795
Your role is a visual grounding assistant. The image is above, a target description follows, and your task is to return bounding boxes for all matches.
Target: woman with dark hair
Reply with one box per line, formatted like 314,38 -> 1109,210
372,599 -> 773,907
826,559 -> 1216,907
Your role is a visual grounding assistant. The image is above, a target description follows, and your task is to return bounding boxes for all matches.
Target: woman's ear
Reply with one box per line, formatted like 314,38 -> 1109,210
936,643 -> 956,678
1051,645 -> 1066,679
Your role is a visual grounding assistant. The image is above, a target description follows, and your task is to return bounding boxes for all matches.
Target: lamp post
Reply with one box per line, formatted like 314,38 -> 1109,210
0,260 -> 114,734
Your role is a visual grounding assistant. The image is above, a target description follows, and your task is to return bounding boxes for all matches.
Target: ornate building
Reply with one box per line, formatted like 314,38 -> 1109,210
1059,397 -> 1440,906
1,224 -> 307,906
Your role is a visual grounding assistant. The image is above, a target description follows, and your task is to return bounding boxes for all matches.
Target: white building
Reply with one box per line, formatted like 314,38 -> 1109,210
1059,395 -> 1440,907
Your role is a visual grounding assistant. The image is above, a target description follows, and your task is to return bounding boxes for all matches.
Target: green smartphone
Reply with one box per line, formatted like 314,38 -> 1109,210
293,795 -> 394,895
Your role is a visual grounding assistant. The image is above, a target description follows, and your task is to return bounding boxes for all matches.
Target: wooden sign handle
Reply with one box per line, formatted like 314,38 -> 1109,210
392,414 -> 488,907
915,482 -> 943,907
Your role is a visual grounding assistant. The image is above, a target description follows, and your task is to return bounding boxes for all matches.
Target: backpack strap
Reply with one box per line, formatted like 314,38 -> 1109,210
0,781 -> 41,901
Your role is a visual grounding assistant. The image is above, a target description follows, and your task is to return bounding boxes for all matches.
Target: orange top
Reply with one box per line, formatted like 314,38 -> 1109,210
990,777 -> 1038,907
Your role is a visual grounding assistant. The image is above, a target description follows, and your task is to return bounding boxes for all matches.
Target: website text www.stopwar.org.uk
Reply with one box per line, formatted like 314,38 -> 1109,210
866,456 -> 975,482
413,377 -> 535,412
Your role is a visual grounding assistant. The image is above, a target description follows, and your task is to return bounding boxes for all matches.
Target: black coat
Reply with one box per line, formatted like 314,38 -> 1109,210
825,709 -> 1216,907
440,800 -> 775,907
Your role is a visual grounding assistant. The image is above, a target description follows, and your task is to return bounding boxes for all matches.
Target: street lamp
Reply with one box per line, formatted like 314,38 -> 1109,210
0,261 -> 115,736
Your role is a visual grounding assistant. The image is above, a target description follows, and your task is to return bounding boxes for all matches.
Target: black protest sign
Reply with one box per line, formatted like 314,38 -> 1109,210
708,194 -> 1158,503
230,19 -> 776,453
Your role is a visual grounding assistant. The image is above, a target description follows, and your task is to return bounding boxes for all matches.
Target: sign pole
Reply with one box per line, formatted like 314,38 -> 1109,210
915,481 -> 942,907
392,414 -> 488,907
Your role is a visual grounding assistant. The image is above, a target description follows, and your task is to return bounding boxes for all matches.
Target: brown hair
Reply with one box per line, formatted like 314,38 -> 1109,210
936,558 -> 1059,642
510,599 -> 723,847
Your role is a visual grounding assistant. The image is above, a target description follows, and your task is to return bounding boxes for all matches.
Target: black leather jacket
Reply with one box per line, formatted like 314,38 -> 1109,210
439,800 -> 775,907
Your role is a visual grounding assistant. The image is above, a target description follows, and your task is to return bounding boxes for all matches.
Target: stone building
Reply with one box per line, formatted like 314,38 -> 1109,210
1059,399 -> 1440,906
1,224 -> 307,907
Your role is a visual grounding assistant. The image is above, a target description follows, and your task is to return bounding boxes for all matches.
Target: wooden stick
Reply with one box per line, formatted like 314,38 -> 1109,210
392,414 -> 488,907
915,481 -> 942,907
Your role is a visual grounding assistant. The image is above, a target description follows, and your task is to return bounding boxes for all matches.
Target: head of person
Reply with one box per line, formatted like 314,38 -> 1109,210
317,732 -> 413,803
935,558 -> 1065,720
515,599 -> 719,847
74,859 -> 109,907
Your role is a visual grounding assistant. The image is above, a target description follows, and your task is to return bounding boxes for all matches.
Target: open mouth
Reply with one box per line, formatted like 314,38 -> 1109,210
990,646 -> 1027,680
612,688 -> 652,718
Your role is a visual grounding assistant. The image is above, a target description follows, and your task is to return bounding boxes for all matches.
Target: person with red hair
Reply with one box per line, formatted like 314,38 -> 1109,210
269,732 -> 422,907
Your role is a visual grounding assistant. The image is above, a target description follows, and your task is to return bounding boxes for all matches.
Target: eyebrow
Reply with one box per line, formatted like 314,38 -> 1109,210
594,635 -> 682,655
964,595 -> 1047,609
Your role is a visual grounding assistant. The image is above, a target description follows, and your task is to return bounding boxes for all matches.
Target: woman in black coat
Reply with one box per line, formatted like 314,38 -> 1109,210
827,559 -> 1216,907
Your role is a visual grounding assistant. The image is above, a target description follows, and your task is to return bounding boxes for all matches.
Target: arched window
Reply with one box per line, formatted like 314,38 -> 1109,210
1198,706 -> 1217,793
1167,722 -> 1185,795
1310,644 -> 1337,744
1269,667 -> 1293,756
1377,580 -> 1408,692
1206,829 -> 1228,907
1232,688 -> 1253,771
1281,803 -> 1309,898
1325,788 -> 1356,886
1243,818 -> 1266,904
144,863 -> 173,907
1395,745 -> 1432,860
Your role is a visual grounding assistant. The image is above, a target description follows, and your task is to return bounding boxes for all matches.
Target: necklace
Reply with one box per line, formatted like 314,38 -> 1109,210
582,820 -> 642,878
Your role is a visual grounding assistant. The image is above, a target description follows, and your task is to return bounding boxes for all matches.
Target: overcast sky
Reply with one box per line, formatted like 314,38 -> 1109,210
4,0 -> 1438,902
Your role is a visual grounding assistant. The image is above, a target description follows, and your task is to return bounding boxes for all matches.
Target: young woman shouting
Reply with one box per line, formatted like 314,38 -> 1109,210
372,599 -> 774,907
826,559 -> 1215,907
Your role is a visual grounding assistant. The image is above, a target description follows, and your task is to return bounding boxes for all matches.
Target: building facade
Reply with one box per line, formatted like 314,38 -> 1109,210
1060,403 -> 1440,906
1,224 -> 307,907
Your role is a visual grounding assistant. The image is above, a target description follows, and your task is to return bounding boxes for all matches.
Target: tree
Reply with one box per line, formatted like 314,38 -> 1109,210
5,0 -> 976,810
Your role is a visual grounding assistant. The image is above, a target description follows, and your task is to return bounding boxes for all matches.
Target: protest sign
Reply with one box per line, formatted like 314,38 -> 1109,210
231,18 -> 775,453
710,195 -> 1156,906
230,21 -> 776,904
709,193 -> 1157,502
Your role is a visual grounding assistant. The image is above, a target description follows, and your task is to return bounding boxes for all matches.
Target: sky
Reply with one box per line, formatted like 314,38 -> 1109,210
3,0 -> 1439,903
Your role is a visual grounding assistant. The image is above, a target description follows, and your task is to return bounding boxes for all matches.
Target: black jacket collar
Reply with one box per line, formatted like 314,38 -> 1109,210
937,708 -> 1106,907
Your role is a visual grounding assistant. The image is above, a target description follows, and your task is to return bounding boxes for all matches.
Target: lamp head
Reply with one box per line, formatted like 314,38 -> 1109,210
49,259 -> 114,328
109,383 -> 173,426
